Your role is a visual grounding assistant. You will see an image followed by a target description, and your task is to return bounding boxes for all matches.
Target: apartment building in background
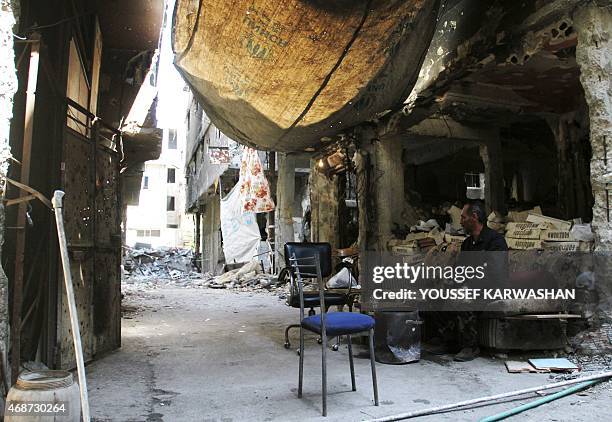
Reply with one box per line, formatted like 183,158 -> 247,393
126,127 -> 194,248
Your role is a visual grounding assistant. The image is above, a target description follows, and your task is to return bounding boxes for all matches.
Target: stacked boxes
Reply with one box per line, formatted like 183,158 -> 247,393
504,213 -> 593,251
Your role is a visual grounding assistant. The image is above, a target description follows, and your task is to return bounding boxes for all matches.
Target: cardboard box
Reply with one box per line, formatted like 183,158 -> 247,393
405,232 -> 430,241
444,233 -> 466,244
506,238 -> 543,250
392,245 -> 420,255
542,241 -> 592,252
506,229 -> 542,239
505,222 -> 548,231
488,211 -> 506,223
388,239 -> 418,249
526,213 -> 572,231
540,229 -> 575,242
507,206 -> 542,223
427,227 -> 444,245
488,221 -> 506,233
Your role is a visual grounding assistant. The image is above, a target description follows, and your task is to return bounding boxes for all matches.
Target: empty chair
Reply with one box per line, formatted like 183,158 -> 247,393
282,242 -> 352,350
288,248 -> 379,416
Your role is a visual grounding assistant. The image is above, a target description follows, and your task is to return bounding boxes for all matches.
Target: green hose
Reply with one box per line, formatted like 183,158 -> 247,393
479,380 -> 600,422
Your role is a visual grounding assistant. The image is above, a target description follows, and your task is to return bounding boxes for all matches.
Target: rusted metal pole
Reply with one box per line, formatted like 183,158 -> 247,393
53,191 -> 91,422
11,35 -> 40,384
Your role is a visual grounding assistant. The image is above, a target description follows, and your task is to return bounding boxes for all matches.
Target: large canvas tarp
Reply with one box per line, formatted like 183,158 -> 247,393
220,184 -> 261,264
173,0 -> 440,151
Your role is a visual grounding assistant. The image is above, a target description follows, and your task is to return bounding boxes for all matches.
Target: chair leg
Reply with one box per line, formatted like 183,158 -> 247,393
285,324 -> 300,349
332,336 -> 340,351
322,333 -> 327,416
368,329 -> 379,406
298,326 -> 304,398
347,335 -> 356,391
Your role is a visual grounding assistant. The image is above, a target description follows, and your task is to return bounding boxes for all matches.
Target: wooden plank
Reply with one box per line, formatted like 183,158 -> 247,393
526,213 -> 572,231
505,361 -> 538,373
11,37 -> 40,383
89,18 -> 103,115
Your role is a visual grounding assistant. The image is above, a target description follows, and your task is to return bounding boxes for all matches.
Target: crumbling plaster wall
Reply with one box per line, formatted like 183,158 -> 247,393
574,4 -> 612,313
575,4 -> 612,250
0,0 -> 18,386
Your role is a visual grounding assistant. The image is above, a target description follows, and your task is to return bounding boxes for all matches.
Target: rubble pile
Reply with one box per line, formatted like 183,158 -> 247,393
388,204 -> 467,257
569,320 -> 612,356
123,247 -> 201,281
203,259 -> 285,292
121,248 -> 288,294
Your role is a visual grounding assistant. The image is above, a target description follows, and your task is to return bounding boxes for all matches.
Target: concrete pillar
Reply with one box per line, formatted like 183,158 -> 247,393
574,5 -> 612,307
201,195 -> 221,274
266,152 -> 276,249
0,0 -> 18,389
309,159 -> 339,249
275,153 -> 295,269
575,5 -> 612,250
353,144 -> 375,287
354,146 -> 371,253
374,139 -> 404,251
353,133 -> 406,253
479,137 -> 506,215
194,212 -> 201,270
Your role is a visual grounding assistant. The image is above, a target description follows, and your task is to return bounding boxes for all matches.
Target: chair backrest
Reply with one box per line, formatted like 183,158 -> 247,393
284,242 -> 332,277
288,252 -> 326,330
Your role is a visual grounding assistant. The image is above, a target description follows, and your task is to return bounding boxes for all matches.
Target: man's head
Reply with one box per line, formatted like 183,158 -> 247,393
461,201 -> 486,235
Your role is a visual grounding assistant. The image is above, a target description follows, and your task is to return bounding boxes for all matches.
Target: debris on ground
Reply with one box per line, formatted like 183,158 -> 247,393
122,248 -> 288,295
123,246 -> 200,281
204,259 -> 285,292
569,321 -> 612,355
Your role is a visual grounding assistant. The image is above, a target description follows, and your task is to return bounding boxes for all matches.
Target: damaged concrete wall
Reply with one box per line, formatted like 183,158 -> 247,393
574,4 -> 612,308
274,153 -> 295,268
374,139 -> 405,251
0,0 -> 18,386
575,4 -> 612,248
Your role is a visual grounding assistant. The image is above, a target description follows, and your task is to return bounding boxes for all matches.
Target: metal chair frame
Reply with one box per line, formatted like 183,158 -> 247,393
282,247 -> 355,351
282,267 -> 352,351
289,252 -> 379,416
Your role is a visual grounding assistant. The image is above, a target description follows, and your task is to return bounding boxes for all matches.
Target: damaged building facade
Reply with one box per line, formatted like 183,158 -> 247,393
0,0 -> 609,418
0,0 -> 164,390
182,0 -> 612,350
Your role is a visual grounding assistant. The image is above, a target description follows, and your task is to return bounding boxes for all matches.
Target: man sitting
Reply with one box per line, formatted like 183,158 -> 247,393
428,200 -> 508,361
454,200 -> 508,361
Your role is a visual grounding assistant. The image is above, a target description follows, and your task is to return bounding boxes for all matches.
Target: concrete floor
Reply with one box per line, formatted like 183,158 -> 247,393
87,287 -> 612,422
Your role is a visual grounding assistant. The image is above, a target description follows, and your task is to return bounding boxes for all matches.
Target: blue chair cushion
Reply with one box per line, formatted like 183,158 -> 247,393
301,312 -> 375,337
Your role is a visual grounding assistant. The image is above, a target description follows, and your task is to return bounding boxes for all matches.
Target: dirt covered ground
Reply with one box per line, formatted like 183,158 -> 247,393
86,284 -> 612,421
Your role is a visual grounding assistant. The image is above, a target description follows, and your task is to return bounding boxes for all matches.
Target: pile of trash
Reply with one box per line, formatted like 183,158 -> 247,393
388,212 -> 465,257
123,247 -> 201,281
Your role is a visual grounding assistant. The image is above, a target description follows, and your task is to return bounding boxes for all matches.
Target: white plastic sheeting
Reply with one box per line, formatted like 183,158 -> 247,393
220,184 -> 261,264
